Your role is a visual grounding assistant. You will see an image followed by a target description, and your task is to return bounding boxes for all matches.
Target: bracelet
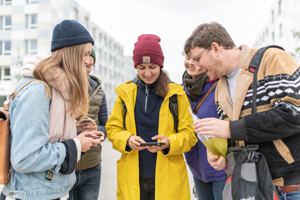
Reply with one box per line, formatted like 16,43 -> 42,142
73,138 -> 81,162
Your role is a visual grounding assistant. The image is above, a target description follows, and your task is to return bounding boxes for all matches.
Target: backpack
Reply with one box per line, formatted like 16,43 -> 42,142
223,45 -> 284,200
122,94 -> 178,132
0,80 -> 50,185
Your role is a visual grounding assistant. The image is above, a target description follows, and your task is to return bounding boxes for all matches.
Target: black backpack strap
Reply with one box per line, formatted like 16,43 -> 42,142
122,100 -> 127,129
248,45 -> 285,114
169,94 -> 178,133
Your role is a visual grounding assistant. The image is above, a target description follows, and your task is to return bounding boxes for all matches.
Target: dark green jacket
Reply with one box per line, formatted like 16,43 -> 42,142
76,75 -> 107,171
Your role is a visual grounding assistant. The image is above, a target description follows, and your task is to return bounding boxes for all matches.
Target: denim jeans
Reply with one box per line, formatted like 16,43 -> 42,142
140,177 -> 155,200
193,176 -> 225,200
0,192 -> 60,200
68,163 -> 101,200
277,187 -> 300,200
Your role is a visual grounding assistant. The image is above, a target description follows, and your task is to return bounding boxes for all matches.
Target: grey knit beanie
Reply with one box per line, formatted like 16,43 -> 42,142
51,20 -> 94,52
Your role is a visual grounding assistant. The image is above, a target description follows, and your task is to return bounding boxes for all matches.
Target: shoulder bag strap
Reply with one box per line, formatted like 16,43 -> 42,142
194,80 -> 219,114
249,45 -> 284,114
88,85 -> 101,102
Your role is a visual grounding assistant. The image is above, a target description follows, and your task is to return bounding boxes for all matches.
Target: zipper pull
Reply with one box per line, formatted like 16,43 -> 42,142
145,85 -> 149,112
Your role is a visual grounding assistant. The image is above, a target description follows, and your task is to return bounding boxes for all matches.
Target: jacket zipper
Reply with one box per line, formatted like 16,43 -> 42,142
145,85 -> 149,112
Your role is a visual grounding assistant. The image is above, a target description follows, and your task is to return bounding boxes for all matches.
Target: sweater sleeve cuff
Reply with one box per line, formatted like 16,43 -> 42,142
60,139 -> 78,174
162,148 -> 170,155
125,145 -> 132,152
73,138 -> 81,162
229,119 -> 248,141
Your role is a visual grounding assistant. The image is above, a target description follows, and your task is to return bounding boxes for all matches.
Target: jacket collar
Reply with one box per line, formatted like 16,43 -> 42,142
216,45 -> 256,120
116,78 -> 185,103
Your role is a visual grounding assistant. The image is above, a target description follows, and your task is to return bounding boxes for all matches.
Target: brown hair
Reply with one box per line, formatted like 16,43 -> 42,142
33,43 -> 89,119
154,69 -> 169,97
184,22 -> 235,56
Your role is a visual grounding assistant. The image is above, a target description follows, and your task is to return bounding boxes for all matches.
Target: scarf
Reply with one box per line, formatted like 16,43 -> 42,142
182,71 -> 210,100
21,52 -> 76,143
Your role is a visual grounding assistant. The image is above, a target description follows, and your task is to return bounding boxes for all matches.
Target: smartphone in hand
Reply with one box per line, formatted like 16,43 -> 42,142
82,118 -> 92,122
140,142 -> 165,146
96,136 -> 105,141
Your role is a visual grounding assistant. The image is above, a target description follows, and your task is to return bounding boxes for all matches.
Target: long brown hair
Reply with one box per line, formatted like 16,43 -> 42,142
154,69 -> 170,97
33,44 -> 89,119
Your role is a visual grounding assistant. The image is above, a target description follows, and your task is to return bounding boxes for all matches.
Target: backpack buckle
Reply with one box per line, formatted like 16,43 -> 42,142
247,145 -> 259,162
247,144 -> 258,152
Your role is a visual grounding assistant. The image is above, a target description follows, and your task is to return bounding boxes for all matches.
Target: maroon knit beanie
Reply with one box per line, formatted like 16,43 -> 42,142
132,34 -> 164,68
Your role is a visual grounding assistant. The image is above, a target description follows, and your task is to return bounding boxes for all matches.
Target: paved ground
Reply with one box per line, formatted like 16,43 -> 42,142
0,140 -> 197,200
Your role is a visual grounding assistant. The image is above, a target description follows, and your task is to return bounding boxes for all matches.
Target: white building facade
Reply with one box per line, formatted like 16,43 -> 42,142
0,0 -> 135,114
253,0 -> 300,63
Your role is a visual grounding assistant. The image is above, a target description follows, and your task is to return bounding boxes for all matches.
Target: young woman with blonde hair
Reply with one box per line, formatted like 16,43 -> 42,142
0,20 -> 103,200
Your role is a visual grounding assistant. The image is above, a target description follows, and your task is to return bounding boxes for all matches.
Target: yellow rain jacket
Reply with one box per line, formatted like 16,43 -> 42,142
106,80 -> 197,200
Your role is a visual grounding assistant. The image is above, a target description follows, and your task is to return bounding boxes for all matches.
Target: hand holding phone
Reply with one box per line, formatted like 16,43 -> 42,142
87,131 -> 105,141
76,118 -> 97,132
140,142 -> 166,146
96,136 -> 105,141
143,135 -> 170,153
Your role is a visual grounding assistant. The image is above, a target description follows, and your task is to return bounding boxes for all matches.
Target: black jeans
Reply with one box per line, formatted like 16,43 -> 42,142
140,177 -> 155,200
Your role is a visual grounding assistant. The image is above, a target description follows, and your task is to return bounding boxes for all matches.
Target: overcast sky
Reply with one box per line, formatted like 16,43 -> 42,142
76,0 -> 274,83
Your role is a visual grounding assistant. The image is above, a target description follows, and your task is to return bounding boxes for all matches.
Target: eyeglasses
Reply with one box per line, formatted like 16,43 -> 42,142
86,64 -> 95,70
190,48 -> 207,65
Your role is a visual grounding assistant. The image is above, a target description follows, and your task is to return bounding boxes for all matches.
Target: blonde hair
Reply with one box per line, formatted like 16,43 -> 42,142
33,44 -> 89,119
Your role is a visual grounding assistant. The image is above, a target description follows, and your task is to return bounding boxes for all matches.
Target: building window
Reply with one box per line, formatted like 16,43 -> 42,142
25,40 -> 37,55
278,0 -> 281,15
0,41 -> 11,55
279,24 -> 282,38
74,8 -> 78,20
85,16 -> 89,29
99,33 -> 102,41
0,66 -> 10,80
0,16 -> 11,31
104,52 -> 107,61
1,0 -> 11,6
104,36 -> 107,46
0,95 -> 9,109
26,0 -> 38,4
99,49 -> 102,59
26,14 -> 38,29
92,28 -> 96,39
